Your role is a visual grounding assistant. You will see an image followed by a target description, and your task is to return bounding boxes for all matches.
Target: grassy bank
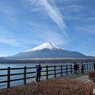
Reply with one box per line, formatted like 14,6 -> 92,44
0,79 -> 95,95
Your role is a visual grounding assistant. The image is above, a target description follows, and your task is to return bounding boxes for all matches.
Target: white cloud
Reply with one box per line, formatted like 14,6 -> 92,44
0,54 -> 8,57
27,0 -> 68,37
0,29 -> 25,47
58,4 -> 83,21
60,5 -> 83,12
0,3 -> 17,16
55,0 -> 77,2
25,21 -> 69,45
8,16 -> 19,23
0,2 -> 20,29
0,38 -> 20,46
78,25 -> 95,34
63,16 -> 79,20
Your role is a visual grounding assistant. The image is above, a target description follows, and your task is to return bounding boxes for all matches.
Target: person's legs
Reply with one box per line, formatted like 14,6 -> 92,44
73,69 -> 75,74
36,73 -> 38,82
38,73 -> 41,82
74,69 -> 78,75
38,76 -> 40,82
76,69 -> 78,75
81,69 -> 83,73
81,69 -> 84,74
75,70 -> 77,74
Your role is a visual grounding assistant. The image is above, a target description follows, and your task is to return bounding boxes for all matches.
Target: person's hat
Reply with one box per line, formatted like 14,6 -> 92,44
38,64 -> 40,66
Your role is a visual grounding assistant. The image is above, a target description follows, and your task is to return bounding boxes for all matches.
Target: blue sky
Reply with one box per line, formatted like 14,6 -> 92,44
0,0 -> 95,57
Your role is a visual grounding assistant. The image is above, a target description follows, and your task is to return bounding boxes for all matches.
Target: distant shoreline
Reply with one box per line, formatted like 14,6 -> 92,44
0,58 -> 95,63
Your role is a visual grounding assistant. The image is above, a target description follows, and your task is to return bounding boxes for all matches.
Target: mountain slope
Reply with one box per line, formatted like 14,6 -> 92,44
11,42 -> 87,58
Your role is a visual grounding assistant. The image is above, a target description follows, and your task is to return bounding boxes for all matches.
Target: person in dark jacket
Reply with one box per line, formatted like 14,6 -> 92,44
94,62 -> 95,70
36,64 -> 42,82
73,62 -> 78,75
81,63 -> 84,74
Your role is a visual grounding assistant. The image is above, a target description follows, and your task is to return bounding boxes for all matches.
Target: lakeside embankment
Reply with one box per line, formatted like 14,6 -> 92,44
0,79 -> 95,95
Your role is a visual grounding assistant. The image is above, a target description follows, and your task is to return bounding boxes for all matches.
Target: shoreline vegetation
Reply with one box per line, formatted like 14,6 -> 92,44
0,58 -> 95,63
0,79 -> 95,95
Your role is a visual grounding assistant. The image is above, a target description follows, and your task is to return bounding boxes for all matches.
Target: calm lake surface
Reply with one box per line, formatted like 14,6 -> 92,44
0,62 -> 93,89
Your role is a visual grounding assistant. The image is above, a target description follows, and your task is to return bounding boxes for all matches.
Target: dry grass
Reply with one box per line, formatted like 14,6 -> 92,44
0,79 -> 95,95
89,71 -> 95,82
89,71 -> 95,78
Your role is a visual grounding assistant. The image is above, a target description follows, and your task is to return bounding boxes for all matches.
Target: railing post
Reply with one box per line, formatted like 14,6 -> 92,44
92,63 -> 94,70
87,64 -> 88,71
78,64 -> 79,72
24,66 -> 26,85
93,62 -> 95,70
93,63 -> 94,70
90,64 -> 91,70
7,67 -> 10,88
54,65 -> 56,78
88,64 -> 90,71
91,64 -> 92,70
85,64 -> 87,71
46,66 -> 48,80
84,64 -> 86,72
90,64 -> 93,71
61,65 -> 63,76
71,65 -> 72,74
66,64 -> 68,75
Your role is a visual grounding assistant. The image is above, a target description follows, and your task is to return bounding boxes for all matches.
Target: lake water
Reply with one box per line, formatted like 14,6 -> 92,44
0,62 -> 94,89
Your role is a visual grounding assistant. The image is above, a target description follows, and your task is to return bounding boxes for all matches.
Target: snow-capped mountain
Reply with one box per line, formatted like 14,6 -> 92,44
24,42 -> 61,52
11,42 -> 88,58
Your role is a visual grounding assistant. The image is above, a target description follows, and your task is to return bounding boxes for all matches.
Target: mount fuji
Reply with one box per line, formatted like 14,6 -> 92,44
11,42 -> 88,58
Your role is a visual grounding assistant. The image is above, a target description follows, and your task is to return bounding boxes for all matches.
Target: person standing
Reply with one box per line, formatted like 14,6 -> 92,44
73,62 -> 78,75
94,62 -> 95,70
36,64 -> 42,82
81,63 -> 84,74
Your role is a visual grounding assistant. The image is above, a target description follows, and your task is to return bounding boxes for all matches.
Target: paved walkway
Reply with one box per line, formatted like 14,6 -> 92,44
75,75 -> 90,82
59,72 -> 92,82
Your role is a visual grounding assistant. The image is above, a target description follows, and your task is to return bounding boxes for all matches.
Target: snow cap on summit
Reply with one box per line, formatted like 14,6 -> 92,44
24,42 -> 61,52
